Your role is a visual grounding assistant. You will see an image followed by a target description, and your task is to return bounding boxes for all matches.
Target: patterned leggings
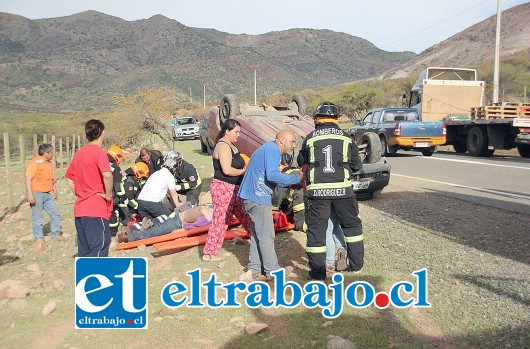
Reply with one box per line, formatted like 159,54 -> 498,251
203,179 -> 251,256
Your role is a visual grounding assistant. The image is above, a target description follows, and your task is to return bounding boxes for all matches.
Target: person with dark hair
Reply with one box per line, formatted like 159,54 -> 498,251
65,119 -> 114,257
202,119 -> 252,262
136,148 -> 163,176
25,143 -> 61,252
297,101 -> 364,280
136,151 -> 181,222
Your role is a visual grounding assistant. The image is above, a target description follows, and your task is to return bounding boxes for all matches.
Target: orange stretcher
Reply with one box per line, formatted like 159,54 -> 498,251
115,217 -> 240,250
153,228 -> 250,251
153,212 -> 295,252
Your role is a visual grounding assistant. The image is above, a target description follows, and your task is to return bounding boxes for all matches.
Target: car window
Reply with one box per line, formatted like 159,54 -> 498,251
362,112 -> 374,124
177,118 -> 196,125
406,111 -> 419,121
372,111 -> 382,123
383,113 -> 395,122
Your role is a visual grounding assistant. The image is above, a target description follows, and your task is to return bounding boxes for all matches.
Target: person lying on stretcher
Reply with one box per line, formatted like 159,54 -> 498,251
117,206 -> 213,243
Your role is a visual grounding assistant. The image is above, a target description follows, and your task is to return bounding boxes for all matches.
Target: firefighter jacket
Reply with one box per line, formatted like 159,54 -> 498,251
173,160 -> 202,191
135,149 -> 164,175
108,155 -> 126,206
123,173 -> 146,213
297,122 -> 363,199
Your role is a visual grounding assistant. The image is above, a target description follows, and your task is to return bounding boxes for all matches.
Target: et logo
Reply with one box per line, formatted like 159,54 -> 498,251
75,257 -> 148,329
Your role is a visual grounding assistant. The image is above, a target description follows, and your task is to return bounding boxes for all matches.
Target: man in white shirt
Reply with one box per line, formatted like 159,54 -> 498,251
137,151 -> 182,221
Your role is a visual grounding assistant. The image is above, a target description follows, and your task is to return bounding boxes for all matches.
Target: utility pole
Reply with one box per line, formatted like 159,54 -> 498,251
492,0 -> 501,104
203,85 -> 206,109
189,87 -> 193,103
254,69 -> 257,106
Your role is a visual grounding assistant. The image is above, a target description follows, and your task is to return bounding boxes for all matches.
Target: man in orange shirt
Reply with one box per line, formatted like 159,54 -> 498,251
25,143 -> 61,252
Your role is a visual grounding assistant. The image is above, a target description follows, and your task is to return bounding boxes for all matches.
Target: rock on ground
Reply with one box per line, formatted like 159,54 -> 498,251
245,323 -> 268,335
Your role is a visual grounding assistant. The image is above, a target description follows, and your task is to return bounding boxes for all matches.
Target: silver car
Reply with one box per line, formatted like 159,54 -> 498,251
173,116 -> 200,141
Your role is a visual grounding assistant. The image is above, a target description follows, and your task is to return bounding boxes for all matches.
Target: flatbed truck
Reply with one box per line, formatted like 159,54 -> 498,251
407,67 -> 530,157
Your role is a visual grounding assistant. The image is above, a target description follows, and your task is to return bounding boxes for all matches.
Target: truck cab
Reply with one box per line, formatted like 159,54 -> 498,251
352,108 -> 446,156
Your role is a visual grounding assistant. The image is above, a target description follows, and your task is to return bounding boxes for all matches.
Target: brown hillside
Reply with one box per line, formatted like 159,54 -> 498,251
387,2 -> 530,78
0,11 -> 414,111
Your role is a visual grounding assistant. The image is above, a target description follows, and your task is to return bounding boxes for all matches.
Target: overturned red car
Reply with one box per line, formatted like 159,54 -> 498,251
201,94 -> 390,198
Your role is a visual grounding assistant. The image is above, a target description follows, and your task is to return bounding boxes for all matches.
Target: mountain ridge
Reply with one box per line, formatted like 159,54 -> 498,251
1,3 -> 529,112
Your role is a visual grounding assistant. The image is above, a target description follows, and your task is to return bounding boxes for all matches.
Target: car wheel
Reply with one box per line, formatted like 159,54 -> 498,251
380,136 -> 388,157
361,132 -> 382,164
467,126 -> 489,157
517,143 -> 530,158
220,94 -> 240,125
421,146 -> 435,156
289,94 -> 309,116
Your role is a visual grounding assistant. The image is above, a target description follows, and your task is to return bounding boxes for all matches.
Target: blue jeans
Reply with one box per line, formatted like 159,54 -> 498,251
325,212 -> 346,266
243,200 -> 280,278
31,192 -> 61,240
128,215 -> 182,241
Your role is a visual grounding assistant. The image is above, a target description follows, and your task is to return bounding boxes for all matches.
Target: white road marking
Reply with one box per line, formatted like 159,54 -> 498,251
420,156 -> 530,170
393,174 -> 530,201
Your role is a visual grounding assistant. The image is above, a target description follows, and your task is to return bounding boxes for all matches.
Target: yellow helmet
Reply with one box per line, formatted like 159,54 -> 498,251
108,145 -> 124,164
131,162 -> 149,179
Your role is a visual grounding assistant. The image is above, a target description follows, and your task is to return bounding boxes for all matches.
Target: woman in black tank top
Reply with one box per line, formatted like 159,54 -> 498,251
202,119 -> 252,261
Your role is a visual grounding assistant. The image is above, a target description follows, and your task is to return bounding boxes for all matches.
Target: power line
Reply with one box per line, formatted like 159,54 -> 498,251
380,0 -> 490,50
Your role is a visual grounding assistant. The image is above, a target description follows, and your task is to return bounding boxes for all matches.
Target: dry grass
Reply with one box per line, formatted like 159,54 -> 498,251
0,137 -> 528,349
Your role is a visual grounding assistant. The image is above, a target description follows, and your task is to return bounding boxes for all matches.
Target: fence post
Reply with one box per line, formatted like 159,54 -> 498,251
51,135 -> 56,168
66,137 -> 70,164
19,134 -> 25,169
72,134 -> 76,154
77,135 -> 81,152
33,134 -> 38,156
3,133 -> 14,210
43,133 -> 48,143
59,138 -> 63,169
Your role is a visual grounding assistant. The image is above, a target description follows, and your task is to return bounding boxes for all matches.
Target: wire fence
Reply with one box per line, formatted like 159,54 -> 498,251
1,132 -> 86,212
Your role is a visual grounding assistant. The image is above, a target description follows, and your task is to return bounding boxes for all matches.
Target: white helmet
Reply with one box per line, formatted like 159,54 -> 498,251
164,151 -> 183,169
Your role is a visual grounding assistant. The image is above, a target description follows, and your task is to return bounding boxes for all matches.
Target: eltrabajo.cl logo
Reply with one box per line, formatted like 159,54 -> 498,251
75,257 -> 148,329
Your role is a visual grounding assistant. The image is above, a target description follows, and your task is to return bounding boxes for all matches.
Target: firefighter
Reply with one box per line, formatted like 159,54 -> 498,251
136,148 -> 164,176
169,151 -> 203,210
107,145 -> 126,236
122,162 -> 149,222
297,101 -> 364,280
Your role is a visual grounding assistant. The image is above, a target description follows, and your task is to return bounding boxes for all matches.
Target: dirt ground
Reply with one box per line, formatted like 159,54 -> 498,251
0,139 -> 528,349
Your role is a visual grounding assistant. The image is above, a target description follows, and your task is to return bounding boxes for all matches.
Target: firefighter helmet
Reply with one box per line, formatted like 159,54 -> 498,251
131,162 -> 149,179
163,151 -> 183,169
108,145 -> 124,164
314,101 -> 339,118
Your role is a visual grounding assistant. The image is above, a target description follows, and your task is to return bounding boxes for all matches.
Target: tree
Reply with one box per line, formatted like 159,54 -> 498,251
113,88 -> 179,149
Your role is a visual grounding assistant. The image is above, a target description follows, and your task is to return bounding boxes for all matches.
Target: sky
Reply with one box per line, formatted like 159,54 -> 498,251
0,0 -> 528,53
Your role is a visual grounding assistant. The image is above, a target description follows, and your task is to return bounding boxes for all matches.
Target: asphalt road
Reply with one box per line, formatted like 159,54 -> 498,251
383,149 -> 530,215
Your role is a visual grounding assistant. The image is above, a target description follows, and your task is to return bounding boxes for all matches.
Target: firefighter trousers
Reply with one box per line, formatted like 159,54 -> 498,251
305,196 -> 364,280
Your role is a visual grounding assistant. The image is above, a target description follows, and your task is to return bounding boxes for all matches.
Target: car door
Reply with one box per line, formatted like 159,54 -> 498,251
367,111 -> 381,134
353,112 -> 374,141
